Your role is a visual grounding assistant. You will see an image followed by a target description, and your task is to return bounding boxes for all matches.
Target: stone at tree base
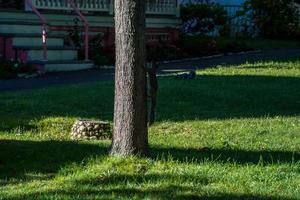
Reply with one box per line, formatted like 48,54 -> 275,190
71,119 -> 112,140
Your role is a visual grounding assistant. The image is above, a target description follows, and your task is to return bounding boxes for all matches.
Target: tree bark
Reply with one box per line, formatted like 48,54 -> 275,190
110,0 -> 148,156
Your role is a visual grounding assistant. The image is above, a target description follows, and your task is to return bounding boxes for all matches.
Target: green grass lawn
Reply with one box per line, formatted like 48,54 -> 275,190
0,59 -> 300,200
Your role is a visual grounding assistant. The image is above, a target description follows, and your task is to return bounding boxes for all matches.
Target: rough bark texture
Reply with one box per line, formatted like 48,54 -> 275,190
110,0 -> 148,156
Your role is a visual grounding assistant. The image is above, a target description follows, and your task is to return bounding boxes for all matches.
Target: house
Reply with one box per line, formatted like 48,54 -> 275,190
0,0 -> 181,72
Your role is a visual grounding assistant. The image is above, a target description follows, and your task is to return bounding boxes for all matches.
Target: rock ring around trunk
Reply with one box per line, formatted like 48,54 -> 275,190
71,119 -> 112,140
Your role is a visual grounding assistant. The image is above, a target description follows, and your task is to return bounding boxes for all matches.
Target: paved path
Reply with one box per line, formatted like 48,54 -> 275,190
0,49 -> 299,92
160,48 -> 300,71
0,69 -> 115,92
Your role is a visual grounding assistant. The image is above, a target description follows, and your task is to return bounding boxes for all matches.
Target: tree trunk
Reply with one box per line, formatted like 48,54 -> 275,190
110,0 -> 148,156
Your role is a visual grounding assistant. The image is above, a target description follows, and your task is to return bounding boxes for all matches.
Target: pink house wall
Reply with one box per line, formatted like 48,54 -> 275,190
0,37 -> 13,59
50,25 -> 179,51
0,26 -> 179,63
0,36 -> 27,62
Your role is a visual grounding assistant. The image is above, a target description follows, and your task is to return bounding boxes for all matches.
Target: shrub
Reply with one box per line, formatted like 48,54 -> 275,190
0,58 -> 37,79
147,42 -> 186,62
87,33 -> 114,66
179,36 -> 254,57
66,19 -> 113,66
0,0 -> 24,9
242,0 -> 300,38
181,3 -> 229,36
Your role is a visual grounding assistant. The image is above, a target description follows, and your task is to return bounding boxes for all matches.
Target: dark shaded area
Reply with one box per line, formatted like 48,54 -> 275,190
1,140 -> 299,180
1,140 -> 298,199
157,74 -> 300,121
8,186 -> 297,200
0,0 -> 24,10
150,146 -> 300,165
0,68 -> 115,92
0,140 -> 109,180
1,49 -> 300,92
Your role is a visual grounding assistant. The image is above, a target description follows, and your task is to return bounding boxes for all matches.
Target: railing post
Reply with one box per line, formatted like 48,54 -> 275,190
84,24 -> 89,61
25,0 -> 48,61
42,24 -> 47,61
109,0 -> 114,15
69,0 -> 90,61
28,0 -> 177,17
175,0 -> 180,17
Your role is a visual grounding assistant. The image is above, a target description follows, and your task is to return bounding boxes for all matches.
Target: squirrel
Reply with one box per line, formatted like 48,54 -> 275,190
146,61 -> 158,126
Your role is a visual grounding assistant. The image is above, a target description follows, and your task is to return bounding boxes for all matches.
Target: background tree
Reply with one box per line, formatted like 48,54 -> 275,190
0,0 -> 23,9
110,0 -> 148,156
181,3 -> 228,36
242,0 -> 300,38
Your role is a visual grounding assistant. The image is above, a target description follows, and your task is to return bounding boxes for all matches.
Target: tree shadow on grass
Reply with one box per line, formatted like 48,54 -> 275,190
4,172 -> 297,199
10,185 -> 297,200
0,139 -> 109,181
157,75 -> 300,121
1,140 -> 299,182
150,146 -> 300,165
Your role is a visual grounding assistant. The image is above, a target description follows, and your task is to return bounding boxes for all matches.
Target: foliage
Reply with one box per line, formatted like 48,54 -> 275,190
66,18 -> 82,48
181,3 -> 229,36
242,0 -> 300,38
0,59 -> 300,199
0,0 -> 24,9
86,33 -> 114,66
147,43 -> 186,62
179,36 -> 254,57
0,58 -> 37,79
66,19 -> 113,66
148,36 -> 300,61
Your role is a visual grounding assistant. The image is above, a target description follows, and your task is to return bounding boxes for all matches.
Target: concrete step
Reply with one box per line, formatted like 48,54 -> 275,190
0,21 -> 49,34
0,33 -> 65,47
0,33 -> 65,38
30,60 -> 94,72
13,37 -> 64,47
0,21 -> 93,72
14,46 -> 78,61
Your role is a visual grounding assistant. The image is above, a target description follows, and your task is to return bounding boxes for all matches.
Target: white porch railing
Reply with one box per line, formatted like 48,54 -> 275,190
32,0 -> 109,11
146,0 -> 177,15
31,0 -> 180,16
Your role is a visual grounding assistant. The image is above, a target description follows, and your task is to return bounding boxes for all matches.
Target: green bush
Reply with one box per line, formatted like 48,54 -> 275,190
181,3 -> 229,36
242,0 -> 300,38
77,33 -> 113,66
87,34 -> 114,66
179,36 -> 254,57
66,19 -> 113,66
146,36 -> 255,61
0,0 -> 24,9
147,43 -> 187,62
0,58 -> 37,79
